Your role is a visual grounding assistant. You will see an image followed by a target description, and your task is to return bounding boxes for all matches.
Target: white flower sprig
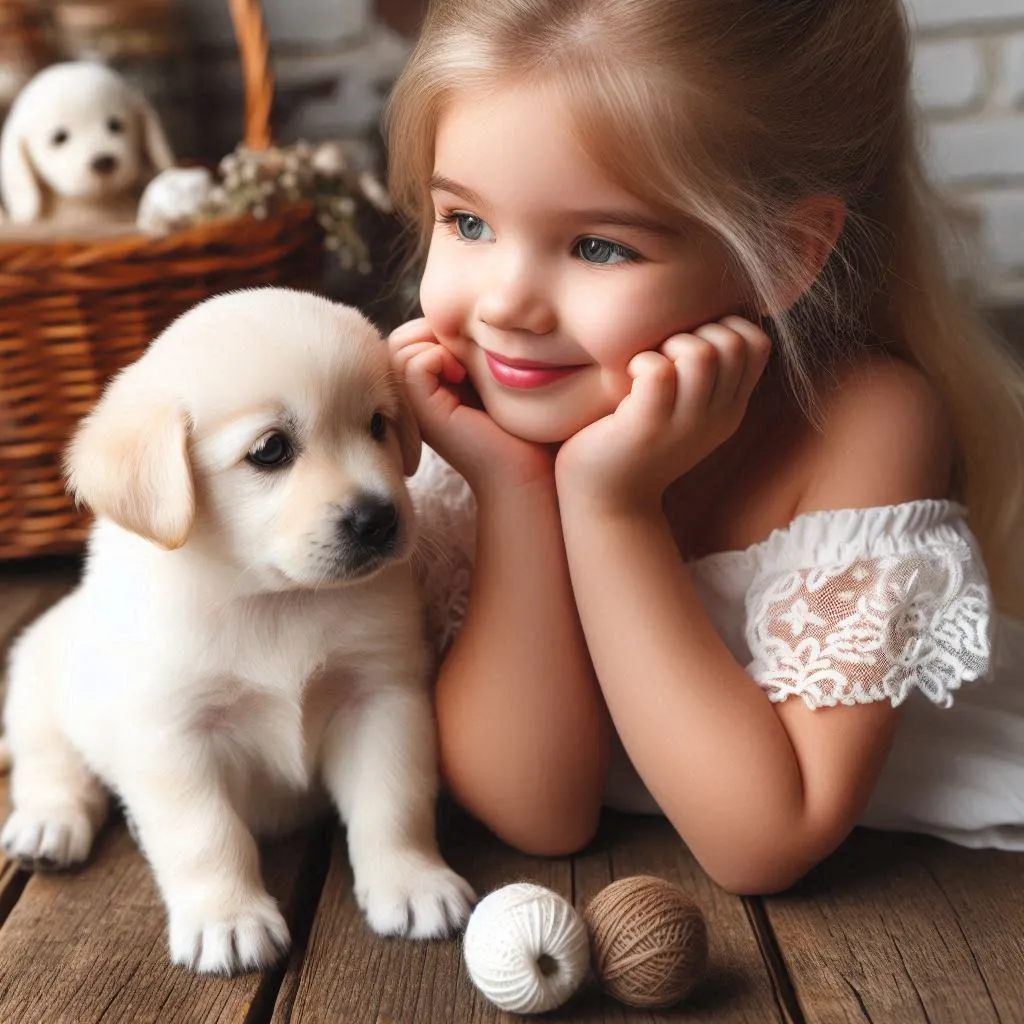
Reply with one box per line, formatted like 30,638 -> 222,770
198,140 -> 393,274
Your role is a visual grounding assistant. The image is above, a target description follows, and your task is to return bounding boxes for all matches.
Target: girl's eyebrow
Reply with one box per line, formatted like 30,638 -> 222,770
429,174 -> 485,206
572,209 -> 680,239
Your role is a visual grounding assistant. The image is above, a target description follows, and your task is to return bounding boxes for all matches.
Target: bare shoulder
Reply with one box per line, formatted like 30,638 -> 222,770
796,354 -> 954,514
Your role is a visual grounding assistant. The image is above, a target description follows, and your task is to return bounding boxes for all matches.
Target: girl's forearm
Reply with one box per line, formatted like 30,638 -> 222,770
435,477 -> 609,856
559,498 -> 864,892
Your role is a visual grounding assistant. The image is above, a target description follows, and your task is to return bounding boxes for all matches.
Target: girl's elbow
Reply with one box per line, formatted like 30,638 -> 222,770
686,819 -> 852,896
505,812 -> 601,858
477,793 -> 603,858
709,861 -> 810,897
694,844 -> 827,896
441,768 -> 603,858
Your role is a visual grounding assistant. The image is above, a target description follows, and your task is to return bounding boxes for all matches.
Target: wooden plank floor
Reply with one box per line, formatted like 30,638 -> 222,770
0,561 -> 1022,1023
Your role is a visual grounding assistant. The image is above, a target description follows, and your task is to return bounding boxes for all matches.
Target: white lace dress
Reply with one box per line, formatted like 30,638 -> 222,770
408,447 -> 1024,851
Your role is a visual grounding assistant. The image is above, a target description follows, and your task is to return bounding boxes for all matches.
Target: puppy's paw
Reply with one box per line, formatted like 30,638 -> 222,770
168,892 -> 290,975
355,851 -> 476,939
1,806 -> 96,869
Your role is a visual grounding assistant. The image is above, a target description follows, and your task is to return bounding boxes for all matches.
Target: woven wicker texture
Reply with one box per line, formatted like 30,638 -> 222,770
0,0 -> 323,559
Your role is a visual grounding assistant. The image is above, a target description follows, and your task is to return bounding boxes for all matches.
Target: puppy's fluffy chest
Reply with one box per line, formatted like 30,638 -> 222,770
195,596 -> 351,697
184,659 -> 357,801
65,550 -> 422,805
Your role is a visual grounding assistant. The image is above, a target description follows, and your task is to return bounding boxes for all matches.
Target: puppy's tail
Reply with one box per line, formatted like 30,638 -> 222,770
0,736 -> 10,774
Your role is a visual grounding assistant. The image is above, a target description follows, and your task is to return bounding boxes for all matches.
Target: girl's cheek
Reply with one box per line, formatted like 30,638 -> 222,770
418,259 -> 466,340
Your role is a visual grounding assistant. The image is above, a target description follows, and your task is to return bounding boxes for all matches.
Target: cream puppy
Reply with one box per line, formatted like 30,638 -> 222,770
0,61 -> 174,229
0,288 -> 474,974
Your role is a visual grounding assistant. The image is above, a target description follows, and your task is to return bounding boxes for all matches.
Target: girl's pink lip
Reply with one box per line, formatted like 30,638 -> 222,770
484,351 -> 583,389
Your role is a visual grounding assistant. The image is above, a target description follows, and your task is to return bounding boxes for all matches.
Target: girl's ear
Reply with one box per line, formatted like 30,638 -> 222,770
762,195 -> 847,316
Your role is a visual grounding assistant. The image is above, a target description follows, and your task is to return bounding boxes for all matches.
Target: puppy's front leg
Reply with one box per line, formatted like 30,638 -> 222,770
322,679 -> 476,939
1,602 -> 109,869
118,756 -> 289,975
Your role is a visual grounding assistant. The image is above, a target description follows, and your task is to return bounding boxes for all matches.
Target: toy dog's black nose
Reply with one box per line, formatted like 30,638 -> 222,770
91,154 -> 118,175
339,496 -> 399,552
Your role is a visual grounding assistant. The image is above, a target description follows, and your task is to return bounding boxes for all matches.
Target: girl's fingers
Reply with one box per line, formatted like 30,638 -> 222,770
388,320 -> 441,373
720,315 -> 772,401
390,324 -> 467,387
402,345 -> 447,398
659,333 -> 719,409
625,350 -> 677,427
391,340 -> 440,383
438,346 -> 467,384
387,317 -> 435,346
691,322 -> 748,405
400,347 -> 465,445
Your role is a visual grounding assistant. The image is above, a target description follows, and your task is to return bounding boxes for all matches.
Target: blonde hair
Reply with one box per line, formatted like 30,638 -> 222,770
386,0 -> 1024,616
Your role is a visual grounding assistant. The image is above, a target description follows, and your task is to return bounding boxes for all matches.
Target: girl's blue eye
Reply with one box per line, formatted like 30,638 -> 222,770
576,237 -> 638,265
453,213 -> 494,242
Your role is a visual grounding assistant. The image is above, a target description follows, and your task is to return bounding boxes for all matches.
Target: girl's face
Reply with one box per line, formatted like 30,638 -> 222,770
420,83 -> 747,444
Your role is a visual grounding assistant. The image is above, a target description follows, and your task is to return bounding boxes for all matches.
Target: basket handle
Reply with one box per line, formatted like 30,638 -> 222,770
228,0 -> 273,149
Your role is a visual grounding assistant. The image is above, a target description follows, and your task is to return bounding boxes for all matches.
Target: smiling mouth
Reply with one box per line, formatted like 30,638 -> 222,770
484,352 -> 585,390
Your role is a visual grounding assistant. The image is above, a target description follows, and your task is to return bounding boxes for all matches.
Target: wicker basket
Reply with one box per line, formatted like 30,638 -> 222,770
0,0 -> 323,559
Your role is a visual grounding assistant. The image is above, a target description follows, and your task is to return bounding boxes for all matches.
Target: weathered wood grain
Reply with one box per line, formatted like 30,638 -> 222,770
760,828 -> 1024,1024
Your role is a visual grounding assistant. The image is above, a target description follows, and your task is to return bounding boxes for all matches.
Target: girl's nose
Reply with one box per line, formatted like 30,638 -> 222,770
476,253 -> 556,335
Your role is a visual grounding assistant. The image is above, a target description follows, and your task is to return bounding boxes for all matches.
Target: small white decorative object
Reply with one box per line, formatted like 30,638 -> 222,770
194,141 -> 392,273
136,166 -> 213,235
463,882 -> 590,1015
0,61 -> 175,228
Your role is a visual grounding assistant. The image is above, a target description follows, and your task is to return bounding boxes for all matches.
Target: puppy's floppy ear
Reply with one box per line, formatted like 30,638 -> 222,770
0,116 -> 42,223
65,362 -> 194,549
132,90 -> 175,173
396,388 -> 422,477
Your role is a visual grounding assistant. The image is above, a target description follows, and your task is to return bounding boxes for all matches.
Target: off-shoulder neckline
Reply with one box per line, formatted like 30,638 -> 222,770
690,498 -> 970,573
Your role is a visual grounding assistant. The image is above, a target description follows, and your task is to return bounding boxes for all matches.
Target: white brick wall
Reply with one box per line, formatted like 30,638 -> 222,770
909,0 -> 1024,301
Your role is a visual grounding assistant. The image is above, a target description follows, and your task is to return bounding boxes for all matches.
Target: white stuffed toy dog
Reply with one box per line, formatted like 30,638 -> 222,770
0,61 -> 175,233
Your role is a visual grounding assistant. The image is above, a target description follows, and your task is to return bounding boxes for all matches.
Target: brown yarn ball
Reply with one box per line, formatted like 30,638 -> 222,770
583,875 -> 708,1009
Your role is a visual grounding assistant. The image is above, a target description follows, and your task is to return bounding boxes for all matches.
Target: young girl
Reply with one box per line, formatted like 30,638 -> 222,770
386,0 -> 1024,894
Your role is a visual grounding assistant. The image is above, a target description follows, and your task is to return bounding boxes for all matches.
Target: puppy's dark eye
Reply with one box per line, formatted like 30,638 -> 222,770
106,117 -> 125,135
369,412 -> 387,441
51,128 -> 69,146
247,432 -> 293,468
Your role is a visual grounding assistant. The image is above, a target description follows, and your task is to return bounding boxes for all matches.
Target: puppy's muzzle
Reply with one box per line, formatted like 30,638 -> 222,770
91,154 -> 118,176
340,495 -> 399,552
327,493 -> 403,579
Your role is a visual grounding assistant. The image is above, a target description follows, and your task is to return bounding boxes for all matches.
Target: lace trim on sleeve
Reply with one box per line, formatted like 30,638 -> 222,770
407,447 -> 477,664
745,543 -> 994,710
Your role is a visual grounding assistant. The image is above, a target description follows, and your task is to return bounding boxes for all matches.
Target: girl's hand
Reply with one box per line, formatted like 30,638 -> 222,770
555,317 -> 772,514
389,319 -> 553,493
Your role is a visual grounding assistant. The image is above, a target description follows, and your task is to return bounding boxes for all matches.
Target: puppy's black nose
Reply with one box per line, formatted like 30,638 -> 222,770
340,496 -> 399,551
91,154 -> 118,175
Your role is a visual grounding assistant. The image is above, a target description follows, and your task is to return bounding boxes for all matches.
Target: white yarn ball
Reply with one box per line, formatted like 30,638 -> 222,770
463,882 -> 590,1015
